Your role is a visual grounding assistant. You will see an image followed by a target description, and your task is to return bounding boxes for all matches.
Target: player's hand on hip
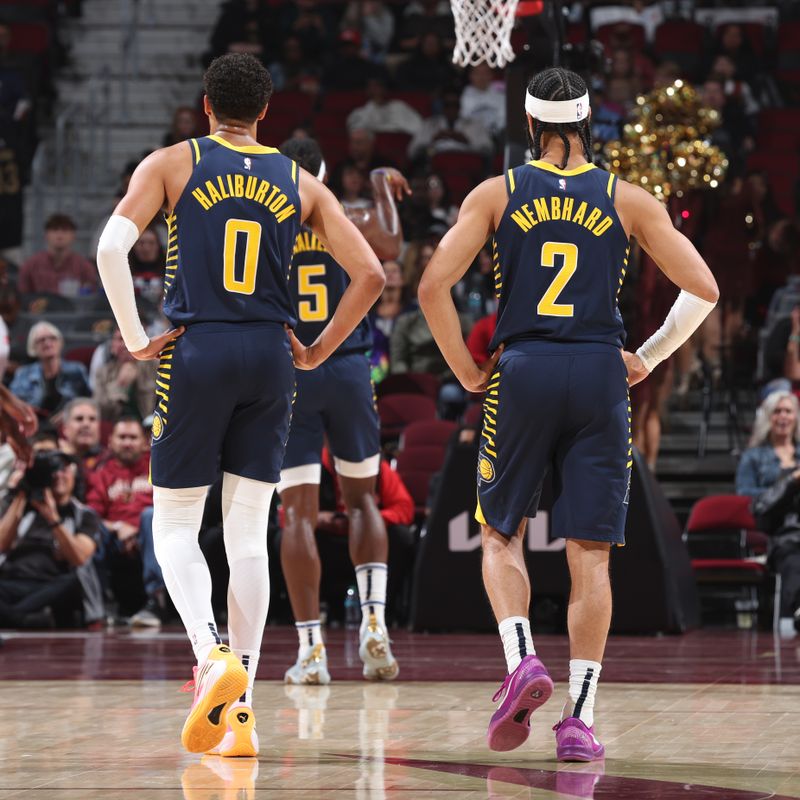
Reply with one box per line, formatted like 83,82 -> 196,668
287,327 -> 324,370
462,344 -> 504,393
622,350 -> 649,386
131,327 -> 185,361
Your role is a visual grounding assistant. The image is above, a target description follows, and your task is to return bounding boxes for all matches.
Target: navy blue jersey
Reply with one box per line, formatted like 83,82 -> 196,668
163,134 -> 301,326
289,226 -> 372,354
490,160 -> 630,351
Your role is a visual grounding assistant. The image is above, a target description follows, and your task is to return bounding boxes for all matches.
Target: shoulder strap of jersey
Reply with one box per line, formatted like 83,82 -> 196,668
605,170 -> 618,203
504,167 -> 518,197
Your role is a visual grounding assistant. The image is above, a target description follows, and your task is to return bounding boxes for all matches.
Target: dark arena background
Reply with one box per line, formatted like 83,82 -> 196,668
1,0 -> 800,797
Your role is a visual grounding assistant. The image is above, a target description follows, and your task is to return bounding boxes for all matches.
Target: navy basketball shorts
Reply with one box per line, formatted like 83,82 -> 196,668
150,321 -> 295,489
475,341 -> 632,545
280,352 -> 380,489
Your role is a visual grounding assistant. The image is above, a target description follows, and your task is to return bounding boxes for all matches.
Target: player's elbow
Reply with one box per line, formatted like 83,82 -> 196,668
697,275 -> 720,305
417,274 -> 435,310
362,259 -> 386,297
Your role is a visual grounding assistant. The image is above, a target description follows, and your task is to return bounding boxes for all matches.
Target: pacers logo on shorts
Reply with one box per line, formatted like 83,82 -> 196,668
151,412 -> 164,442
478,455 -> 495,483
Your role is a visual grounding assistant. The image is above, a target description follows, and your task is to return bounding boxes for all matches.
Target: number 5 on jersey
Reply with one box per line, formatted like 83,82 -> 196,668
537,241 -> 578,317
297,264 -> 329,322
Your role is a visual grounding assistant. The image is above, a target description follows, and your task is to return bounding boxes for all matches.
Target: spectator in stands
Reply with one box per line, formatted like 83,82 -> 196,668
590,81 -> 624,144
129,227 -> 165,304
701,77 -> 755,174
207,0 -> 276,64
370,259 -> 413,382
59,398 -> 103,474
708,24 -> 760,88
162,106 -> 199,147
710,54 -> 759,117
331,128 -> 388,192
403,239 -> 437,296
18,214 -> 96,297
93,328 -> 157,422
0,23 -> 31,123
339,164 -> 372,211
606,48 -> 647,98
398,0 -> 455,52
10,322 -> 91,420
283,0 -> 336,59
425,174 -> 458,227
347,76 -> 423,136
396,32 -> 456,92
268,34 -> 320,94
736,391 -> 800,631
460,64 -> 505,137
87,418 -> 161,627
341,1 -> 395,63
652,61 -> 682,90
324,29 -> 385,90
466,309 -> 497,367
0,443 -> 101,628
409,88 -> 493,161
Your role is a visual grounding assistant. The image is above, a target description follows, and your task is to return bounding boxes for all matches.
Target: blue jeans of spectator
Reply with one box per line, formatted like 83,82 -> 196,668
138,506 -> 164,598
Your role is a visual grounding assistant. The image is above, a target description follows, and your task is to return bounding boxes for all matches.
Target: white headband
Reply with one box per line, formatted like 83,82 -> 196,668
316,159 -> 326,182
525,91 -> 590,123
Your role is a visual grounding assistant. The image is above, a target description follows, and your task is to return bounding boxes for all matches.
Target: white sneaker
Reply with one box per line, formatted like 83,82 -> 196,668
284,643 -> 331,685
359,614 -> 399,681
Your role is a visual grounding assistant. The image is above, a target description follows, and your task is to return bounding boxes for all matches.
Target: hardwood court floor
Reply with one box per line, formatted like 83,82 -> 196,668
1,629 -> 799,799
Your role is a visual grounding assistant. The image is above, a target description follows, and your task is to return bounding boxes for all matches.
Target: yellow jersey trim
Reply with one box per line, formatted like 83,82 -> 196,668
528,159 -> 596,177
606,172 -> 615,197
507,168 -> 516,193
291,159 -> 298,184
207,134 -> 279,155
475,497 -> 486,525
190,138 -> 200,164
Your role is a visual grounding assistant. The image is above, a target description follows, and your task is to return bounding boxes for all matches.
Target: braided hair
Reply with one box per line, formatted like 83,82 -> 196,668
526,67 -> 593,170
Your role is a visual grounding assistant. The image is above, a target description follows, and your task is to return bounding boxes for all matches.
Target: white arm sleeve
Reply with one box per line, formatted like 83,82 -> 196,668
636,289 -> 717,372
96,215 -> 150,353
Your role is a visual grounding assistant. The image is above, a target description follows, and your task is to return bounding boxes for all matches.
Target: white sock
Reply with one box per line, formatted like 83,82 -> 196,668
221,472 -> 275,709
563,658 -> 602,727
296,620 -> 324,657
152,485 -> 217,665
498,616 -> 535,673
355,562 -> 387,635
234,649 -> 259,707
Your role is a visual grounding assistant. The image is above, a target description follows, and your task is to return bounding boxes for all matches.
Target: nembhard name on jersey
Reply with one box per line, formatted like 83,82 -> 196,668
292,230 -> 327,255
509,195 -> 614,237
191,173 -> 297,222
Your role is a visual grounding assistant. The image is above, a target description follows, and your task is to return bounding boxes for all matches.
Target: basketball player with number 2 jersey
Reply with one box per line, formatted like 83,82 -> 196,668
96,54 -> 384,757
419,67 -> 718,761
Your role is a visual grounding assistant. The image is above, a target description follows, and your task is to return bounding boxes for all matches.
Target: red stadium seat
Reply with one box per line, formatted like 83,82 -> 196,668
594,22 -> 646,53
377,372 -> 440,400
64,346 -> 96,369
653,21 -> 705,78
378,393 -> 437,441
431,151 -> 486,204
393,91 -> 432,117
8,21 -> 49,54
685,495 -> 779,630
746,152 -> 798,216
374,132 -> 411,168
400,419 -> 457,450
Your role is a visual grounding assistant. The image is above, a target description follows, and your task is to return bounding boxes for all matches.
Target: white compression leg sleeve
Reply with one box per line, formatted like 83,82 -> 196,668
152,485 -> 219,664
222,472 -> 275,705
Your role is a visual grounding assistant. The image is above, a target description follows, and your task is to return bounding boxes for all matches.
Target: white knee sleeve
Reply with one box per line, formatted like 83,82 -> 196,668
221,472 -> 274,561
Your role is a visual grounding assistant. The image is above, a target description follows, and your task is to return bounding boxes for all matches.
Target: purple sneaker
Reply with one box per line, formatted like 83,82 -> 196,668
554,717 -> 605,762
487,655 -> 553,752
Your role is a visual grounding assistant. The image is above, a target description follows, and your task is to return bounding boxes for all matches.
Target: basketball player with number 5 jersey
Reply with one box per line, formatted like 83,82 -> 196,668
95,54 -> 384,757
419,67 -> 718,761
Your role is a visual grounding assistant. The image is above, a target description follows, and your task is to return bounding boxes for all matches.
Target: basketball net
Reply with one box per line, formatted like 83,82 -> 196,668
451,0 -> 520,68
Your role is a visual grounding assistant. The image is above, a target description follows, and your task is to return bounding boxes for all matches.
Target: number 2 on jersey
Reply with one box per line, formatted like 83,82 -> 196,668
537,242 -> 578,317
297,264 -> 329,322
223,218 -> 261,295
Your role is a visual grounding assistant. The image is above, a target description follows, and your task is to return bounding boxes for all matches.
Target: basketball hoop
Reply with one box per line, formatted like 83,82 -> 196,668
451,0 -> 520,68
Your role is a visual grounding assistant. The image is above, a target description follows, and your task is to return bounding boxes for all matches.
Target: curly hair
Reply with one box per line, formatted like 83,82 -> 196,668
526,67 -> 592,170
204,54 -> 273,124
279,137 -> 323,177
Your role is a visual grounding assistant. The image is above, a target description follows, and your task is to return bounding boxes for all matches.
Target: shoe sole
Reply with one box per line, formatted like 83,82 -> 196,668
556,745 -> 604,762
284,667 -> 332,686
220,708 -> 258,758
181,661 -> 249,754
359,637 -> 399,682
487,673 -> 554,752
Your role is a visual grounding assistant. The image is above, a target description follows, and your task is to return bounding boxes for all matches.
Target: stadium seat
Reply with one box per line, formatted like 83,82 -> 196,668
376,372 -> 440,400
393,91 -> 432,117
399,419 -> 457,450
653,21 -> 705,78
373,132 -> 412,168
685,494 -> 779,630
377,392 -> 437,442
431,151 -> 486,204
746,152 -> 798,216
7,21 -> 49,54
64,345 -> 96,368
321,91 -> 368,114
594,22 -> 646,53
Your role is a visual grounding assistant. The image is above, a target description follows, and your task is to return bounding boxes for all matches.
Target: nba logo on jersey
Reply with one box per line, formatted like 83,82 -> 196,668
244,157 -> 252,171
558,178 -> 566,191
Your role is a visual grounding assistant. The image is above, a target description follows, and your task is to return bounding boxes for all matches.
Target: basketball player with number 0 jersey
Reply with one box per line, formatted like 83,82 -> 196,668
419,67 -> 718,760
95,54 -> 385,757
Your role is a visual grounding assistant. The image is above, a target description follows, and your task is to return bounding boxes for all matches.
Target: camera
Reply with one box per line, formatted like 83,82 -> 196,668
19,451 -> 69,502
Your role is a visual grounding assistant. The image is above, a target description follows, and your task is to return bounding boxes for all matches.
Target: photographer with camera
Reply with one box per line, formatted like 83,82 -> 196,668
736,391 -> 800,633
0,437 -> 102,628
